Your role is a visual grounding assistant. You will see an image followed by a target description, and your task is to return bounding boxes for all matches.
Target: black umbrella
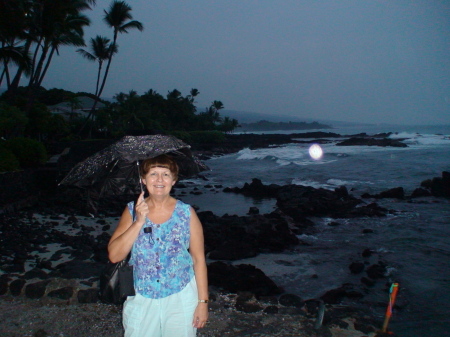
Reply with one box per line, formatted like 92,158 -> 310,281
59,135 -> 209,197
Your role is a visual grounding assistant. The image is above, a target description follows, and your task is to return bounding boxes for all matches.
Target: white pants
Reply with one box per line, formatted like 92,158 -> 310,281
123,278 -> 198,337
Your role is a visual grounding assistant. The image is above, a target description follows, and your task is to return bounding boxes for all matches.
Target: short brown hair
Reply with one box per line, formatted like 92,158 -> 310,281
140,154 -> 179,181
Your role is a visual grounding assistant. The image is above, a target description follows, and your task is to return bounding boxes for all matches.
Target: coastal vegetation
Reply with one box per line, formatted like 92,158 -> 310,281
0,0 -> 238,172
0,85 -> 236,171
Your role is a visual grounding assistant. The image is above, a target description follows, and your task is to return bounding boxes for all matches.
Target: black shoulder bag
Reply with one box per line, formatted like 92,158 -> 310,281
99,203 -> 136,304
99,253 -> 135,304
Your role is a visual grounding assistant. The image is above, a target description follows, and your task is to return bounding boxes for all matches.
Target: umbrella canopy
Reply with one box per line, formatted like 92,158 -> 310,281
59,135 -> 209,197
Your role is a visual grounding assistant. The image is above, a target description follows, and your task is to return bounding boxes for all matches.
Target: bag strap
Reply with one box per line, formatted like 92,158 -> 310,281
125,251 -> 132,262
130,200 -> 136,222
124,200 -> 137,263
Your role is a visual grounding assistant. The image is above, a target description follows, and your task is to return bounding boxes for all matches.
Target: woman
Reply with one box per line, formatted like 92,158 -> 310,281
108,154 -> 209,337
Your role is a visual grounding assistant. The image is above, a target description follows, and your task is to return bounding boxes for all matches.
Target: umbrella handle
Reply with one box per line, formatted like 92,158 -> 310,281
137,161 -> 143,193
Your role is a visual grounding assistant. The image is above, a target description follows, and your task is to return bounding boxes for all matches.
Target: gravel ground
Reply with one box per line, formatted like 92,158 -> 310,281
0,296 -> 378,337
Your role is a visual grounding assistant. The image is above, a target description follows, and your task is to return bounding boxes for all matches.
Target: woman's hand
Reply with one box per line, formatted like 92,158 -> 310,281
134,191 -> 149,224
192,303 -> 209,329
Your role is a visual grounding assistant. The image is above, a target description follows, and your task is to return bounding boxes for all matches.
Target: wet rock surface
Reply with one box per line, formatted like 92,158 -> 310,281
336,137 -> 408,147
224,178 -> 393,219
420,171 -> 450,198
0,187 -> 392,336
1,134 -> 444,336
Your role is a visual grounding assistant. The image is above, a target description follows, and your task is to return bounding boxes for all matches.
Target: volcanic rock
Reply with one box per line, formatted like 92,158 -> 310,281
336,137 -> 407,147
199,211 -> 299,261
361,277 -> 375,287
366,262 -> 387,279
235,292 -> 264,313
77,288 -> 99,303
10,279 -> 26,296
0,276 -> 9,295
320,284 -> 364,304
223,178 -> 281,198
346,203 -> 390,217
411,187 -> 432,198
362,248 -> 374,258
275,184 -> 362,219
349,262 -> 365,274
207,261 -> 282,296
362,187 -> 405,199
420,171 -> 450,198
25,280 -> 51,299
279,293 -> 304,308
47,286 -> 74,300
24,268 -> 49,280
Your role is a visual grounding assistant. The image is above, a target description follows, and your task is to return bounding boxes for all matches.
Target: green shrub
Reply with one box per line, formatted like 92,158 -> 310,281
189,131 -> 225,144
0,146 -> 20,172
5,137 -> 48,168
0,102 -> 28,138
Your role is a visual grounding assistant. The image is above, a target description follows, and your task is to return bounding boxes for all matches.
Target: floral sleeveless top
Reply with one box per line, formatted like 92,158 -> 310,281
127,200 -> 194,299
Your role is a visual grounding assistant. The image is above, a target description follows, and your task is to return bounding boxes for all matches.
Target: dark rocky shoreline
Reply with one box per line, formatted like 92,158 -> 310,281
1,131 -> 448,336
193,132 -> 409,158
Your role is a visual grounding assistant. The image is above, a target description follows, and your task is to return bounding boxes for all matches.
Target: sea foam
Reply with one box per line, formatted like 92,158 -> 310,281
389,132 -> 450,146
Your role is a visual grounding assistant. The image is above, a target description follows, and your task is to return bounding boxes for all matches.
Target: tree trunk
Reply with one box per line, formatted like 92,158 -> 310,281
10,38 -> 33,90
29,40 -> 49,87
27,37 -> 44,87
0,41 -> 6,87
4,65 -> 10,87
0,69 -> 4,87
0,64 -> 11,89
37,45 -> 56,87
78,31 -> 118,136
96,31 -> 117,100
95,62 -> 103,97
0,58 -> 11,88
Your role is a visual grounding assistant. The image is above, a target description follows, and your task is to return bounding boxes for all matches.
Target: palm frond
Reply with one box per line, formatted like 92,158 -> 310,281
118,20 -> 144,34
77,48 -> 96,61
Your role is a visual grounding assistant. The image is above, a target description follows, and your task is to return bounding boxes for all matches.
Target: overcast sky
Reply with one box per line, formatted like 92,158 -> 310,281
41,0 -> 450,125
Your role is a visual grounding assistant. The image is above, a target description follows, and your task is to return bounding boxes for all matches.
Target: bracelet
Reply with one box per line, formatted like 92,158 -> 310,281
198,299 -> 209,303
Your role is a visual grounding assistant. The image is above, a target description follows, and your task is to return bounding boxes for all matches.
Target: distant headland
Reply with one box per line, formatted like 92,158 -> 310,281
237,120 -> 332,132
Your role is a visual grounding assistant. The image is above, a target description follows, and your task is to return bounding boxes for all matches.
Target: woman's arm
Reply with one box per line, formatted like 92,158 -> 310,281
108,192 -> 148,263
189,207 -> 209,328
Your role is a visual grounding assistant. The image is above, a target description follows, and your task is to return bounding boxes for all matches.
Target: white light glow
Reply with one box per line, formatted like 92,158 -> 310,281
309,144 -> 323,160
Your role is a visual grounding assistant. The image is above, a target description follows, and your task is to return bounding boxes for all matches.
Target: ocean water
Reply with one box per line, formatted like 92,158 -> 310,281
177,125 -> 450,337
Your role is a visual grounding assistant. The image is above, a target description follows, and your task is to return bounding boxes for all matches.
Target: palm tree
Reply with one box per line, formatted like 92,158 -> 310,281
96,0 -> 143,101
212,100 -> 224,112
209,100 -> 224,124
0,0 -> 32,89
218,116 -> 239,133
7,0 -> 39,91
77,35 -> 117,97
79,0 -> 143,135
8,0 -> 95,91
167,89 -> 182,101
0,45 -> 31,88
32,12 -> 90,88
187,88 -> 200,103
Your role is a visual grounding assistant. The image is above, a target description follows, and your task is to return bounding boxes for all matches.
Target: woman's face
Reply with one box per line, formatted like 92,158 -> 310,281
143,167 -> 176,196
